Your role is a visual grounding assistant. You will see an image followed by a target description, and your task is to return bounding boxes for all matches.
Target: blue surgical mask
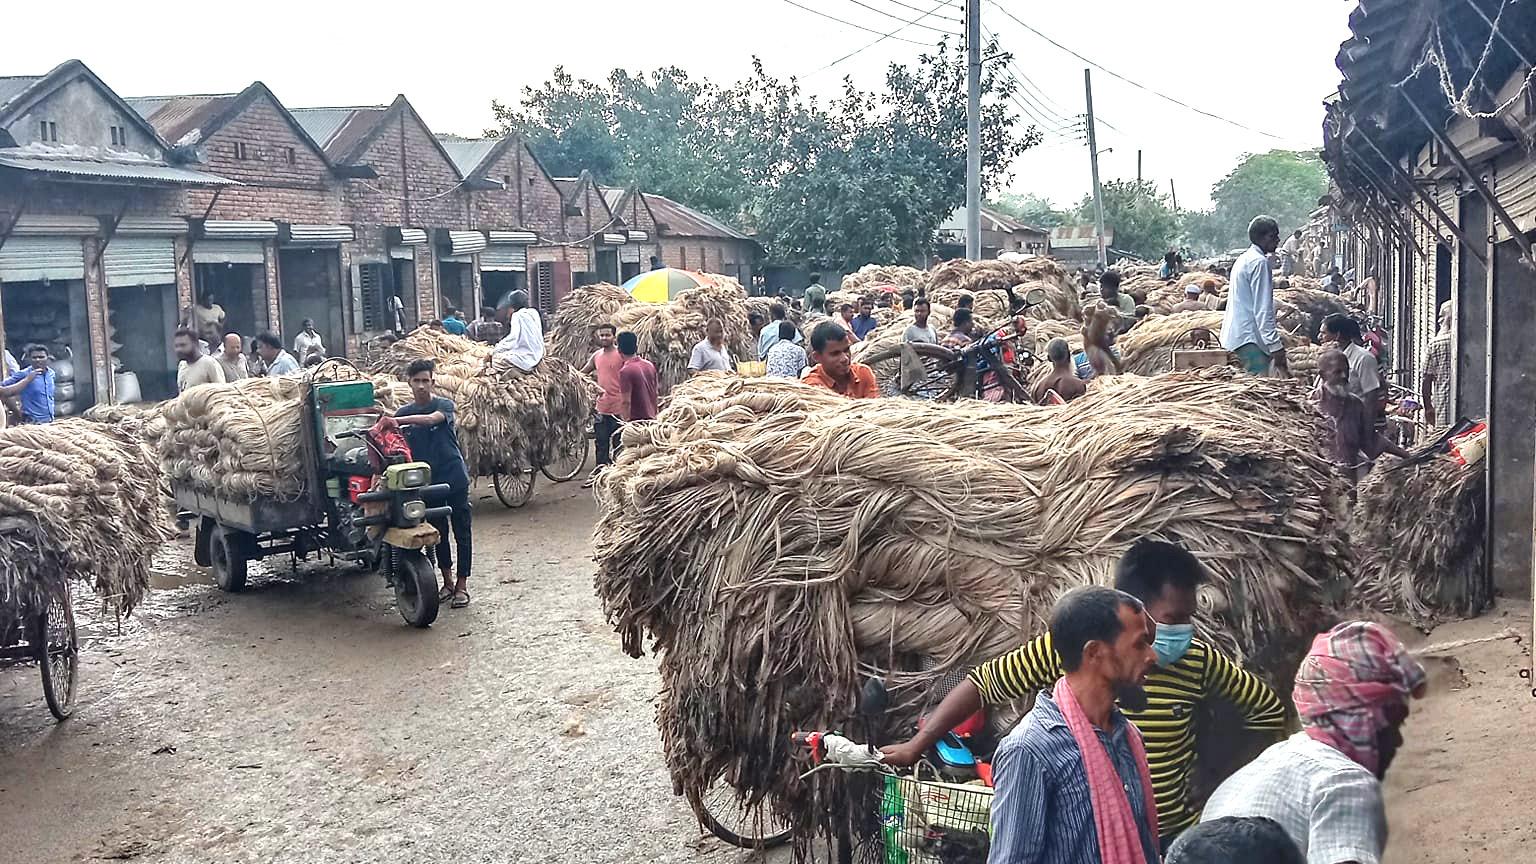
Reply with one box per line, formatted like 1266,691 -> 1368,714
1152,621 -> 1195,667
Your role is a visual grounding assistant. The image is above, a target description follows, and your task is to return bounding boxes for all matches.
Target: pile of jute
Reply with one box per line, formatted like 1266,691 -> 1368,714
546,282 -> 632,368
607,281 -> 754,394
840,264 -> 927,297
1,420 -> 172,627
926,258 -> 1081,322
592,369 -> 1350,846
1354,444 -> 1489,626
373,329 -> 597,476
145,365 -> 412,501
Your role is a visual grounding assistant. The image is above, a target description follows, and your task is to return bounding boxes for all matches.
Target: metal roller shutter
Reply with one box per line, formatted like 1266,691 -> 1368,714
1492,156 -> 1536,241
104,237 -> 176,287
192,239 -> 266,265
480,245 -> 527,272
0,236 -> 85,281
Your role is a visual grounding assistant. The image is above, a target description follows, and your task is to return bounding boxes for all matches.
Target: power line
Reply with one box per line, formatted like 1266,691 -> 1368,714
806,0 -> 960,75
837,0 -> 960,34
986,0 -> 1292,142
779,0 -> 933,45
874,0 -> 965,24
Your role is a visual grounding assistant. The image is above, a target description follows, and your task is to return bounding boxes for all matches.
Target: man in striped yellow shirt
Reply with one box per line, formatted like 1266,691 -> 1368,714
881,539 -> 1286,849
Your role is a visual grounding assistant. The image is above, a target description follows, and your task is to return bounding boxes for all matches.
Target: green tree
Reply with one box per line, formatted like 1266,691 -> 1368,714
1194,149 -> 1327,254
990,193 -> 1068,229
1076,179 -> 1179,261
488,40 -> 1040,270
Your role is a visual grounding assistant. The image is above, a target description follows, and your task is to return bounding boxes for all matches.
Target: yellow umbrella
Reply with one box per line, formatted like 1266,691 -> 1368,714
622,268 -> 707,302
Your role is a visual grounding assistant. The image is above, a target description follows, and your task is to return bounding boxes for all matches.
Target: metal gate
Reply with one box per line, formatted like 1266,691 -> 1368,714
480,245 -> 528,272
103,237 -> 176,287
192,239 -> 265,265
0,237 -> 85,281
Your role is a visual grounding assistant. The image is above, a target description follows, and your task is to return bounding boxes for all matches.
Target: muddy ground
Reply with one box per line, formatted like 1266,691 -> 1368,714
0,476 -> 1530,863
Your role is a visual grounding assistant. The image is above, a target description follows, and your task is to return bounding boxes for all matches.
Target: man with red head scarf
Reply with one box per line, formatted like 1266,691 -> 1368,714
1186,622 -> 1426,864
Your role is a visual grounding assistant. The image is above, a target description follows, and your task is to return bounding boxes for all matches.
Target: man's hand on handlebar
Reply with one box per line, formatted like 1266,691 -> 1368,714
878,740 -> 927,769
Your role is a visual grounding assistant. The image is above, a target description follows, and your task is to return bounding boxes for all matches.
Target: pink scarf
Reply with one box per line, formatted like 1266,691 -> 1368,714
1053,677 -> 1158,864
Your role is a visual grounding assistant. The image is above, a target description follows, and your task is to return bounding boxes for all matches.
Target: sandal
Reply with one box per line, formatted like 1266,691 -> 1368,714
437,586 -> 454,603
451,589 -> 471,609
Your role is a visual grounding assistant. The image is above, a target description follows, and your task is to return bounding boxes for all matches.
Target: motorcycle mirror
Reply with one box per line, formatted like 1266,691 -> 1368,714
1024,287 -> 1048,307
858,678 -> 890,720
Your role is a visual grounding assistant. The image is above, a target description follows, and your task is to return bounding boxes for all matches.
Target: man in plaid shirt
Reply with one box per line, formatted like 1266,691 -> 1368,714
1188,622 -> 1427,864
1421,301 -> 1453,429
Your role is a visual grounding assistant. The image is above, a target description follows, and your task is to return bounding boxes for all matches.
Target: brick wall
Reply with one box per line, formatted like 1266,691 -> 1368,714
182,93 -> 343,225
469,139 -> 567,239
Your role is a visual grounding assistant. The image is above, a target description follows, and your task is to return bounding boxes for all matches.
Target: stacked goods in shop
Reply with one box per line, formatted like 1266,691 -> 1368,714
840,264 -> 926,298
2,292 -> 81,416
604,282 -> 756,394
546,283 -> 634,369
1354,442 -> 1489,626
373,330 -> 597,475
1,419 -> 172,624
592,370 -> 1350,845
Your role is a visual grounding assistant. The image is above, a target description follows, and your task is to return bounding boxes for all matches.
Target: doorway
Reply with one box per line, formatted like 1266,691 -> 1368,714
391,257 -> 417,332
277,247 -> 343,358
438,260 -> 472,319
195,262 -> 266,337
481,271 -> 526,311
108,283 -> 178,401
596,249 -> 619,284
1,279 -> 93,413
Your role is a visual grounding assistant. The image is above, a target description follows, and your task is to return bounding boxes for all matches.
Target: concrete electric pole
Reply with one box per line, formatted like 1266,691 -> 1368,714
965,0 -> 982,260
1084,68 -> 1107,269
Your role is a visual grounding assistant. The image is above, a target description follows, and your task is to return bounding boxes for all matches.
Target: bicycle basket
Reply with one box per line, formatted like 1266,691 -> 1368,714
878,767 -> 993,864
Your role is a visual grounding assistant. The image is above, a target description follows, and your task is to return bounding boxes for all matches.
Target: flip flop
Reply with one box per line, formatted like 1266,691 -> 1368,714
451,589 -> 471,609
438,586 -> 454,603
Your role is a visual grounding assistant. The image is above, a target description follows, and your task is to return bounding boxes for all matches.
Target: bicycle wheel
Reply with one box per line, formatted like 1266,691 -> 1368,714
38,589 -> 78,721
688,779 -> 792,850
492,466 -> 536,508
540,437 -> 589,483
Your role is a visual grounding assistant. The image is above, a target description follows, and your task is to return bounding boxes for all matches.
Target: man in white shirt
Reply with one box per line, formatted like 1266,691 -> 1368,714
174,328 -> 226,391
293,319 -> 325,361
1322,314 -> 1382,407
1221,216 -> 1288,376
687,318 -> 733,375
1280,230 -> 1302,276
492,290 -> 545,372
1194,621 -> 1425,864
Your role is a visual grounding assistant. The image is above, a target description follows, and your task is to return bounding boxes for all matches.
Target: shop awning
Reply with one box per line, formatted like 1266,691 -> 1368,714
0,236 -> 85,281
202,220 -> 279,240
487,230 -> 538,245
103,236 -> 175,287
389,227 -> 428,246
117,217 -> 188,235
192,239 -> 266,265
0,151 -> 236,187
283,224 -> 355,245
444,230 -> 488,256
600,232 -> 627,245
480,245 -> 527,272
626,230 -> 649,242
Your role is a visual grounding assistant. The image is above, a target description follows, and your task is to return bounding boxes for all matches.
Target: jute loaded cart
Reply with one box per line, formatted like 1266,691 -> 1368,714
169,375 -> 455,628
0,516 -> 78,720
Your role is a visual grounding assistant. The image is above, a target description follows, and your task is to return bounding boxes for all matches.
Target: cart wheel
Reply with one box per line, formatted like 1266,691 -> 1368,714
392,548 -> 439,628
193,517 -> 215,568
688,779 -> 792,850
38,590 -> 78,721
540,438 -> 590,483
210,525 -> 249,592
492,467 -> 537,508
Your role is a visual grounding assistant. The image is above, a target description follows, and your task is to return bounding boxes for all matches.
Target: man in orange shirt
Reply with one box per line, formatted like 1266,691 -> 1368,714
803,320 -> 879,398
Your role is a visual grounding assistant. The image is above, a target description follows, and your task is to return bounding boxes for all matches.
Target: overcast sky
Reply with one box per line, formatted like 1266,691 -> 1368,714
10,0 -> 1351,213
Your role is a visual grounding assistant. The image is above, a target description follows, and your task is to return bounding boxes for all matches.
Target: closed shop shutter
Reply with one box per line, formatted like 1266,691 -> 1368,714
0,236 -> 85,281
480,245 -> 527,272
104,237 -> 176,287
193,239 -> 265,265
1492,155 -> 1536,241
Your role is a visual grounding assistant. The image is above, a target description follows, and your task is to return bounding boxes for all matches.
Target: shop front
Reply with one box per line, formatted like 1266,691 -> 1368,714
0,217 -> 94,414
192,220 -> 279,339
277,223 -> 352,359
480,230 -> 534,309
438,230 -> 486,317
103,218 -> 184,402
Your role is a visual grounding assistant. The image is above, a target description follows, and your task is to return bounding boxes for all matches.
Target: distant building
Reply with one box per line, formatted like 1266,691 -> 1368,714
1049,225 -> 1115,268
934,206 -> 1049,260
644,193 -> 758,285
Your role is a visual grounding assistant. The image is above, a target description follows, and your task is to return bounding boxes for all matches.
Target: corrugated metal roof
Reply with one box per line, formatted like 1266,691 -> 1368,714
290,106 -> 387,161
0,148 -> 236,185
643,193 -> 751,241
437,136 -> 498,176
125,93 -> 238,145
0,76 -> 42,113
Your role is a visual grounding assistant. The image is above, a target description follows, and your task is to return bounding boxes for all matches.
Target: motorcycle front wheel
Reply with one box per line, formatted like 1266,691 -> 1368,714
391,547 -> 440,628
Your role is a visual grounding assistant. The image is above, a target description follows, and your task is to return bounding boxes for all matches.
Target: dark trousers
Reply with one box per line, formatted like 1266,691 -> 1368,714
430,486 -> 472,581
595,413 -> 622,467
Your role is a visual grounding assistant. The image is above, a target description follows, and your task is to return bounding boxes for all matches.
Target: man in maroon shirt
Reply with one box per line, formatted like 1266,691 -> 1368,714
617,331 -> 658,444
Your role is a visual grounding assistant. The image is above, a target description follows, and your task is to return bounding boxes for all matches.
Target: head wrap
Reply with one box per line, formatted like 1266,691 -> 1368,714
1292,621 -> 1426,773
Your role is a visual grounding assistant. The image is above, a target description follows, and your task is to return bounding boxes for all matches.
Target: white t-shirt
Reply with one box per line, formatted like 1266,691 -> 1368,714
688,339 -> 733,372
294,330 -> 325,360
1343,342 -> 1382,397
492,307 -> 546,372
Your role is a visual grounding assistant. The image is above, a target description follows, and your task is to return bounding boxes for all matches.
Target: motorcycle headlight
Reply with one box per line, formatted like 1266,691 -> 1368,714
402,500 -> 427,521
400,467 -> 428,488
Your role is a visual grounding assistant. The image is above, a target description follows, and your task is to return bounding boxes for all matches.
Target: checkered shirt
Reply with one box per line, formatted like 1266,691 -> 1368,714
1198,732 -> 1386,864
1424,332 -> 1453,427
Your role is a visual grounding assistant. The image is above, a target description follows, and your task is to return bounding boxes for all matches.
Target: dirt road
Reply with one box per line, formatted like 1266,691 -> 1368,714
0,476 -> 1529,863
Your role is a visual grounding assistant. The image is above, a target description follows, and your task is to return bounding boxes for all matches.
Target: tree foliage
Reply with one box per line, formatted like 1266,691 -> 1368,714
488,42 -> 1039,271
1075,180 -> 1179,261
1183,149 -> 1327,255
989,192 -> 1069,229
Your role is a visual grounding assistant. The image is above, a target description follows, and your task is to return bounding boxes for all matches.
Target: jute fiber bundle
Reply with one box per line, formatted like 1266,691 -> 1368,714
146,375 -> 313,501
840,264 -> 926,296
928,259 -> 1081,322
1,419 -> 171,625
373,329 -> 597,476
1117,311 -> 1229,375
1354,450 -> 1488,626
546,282 -> 632,368
608,282 -> 755,394
1142,272 -> 1228,313
593,370 -> 1349,841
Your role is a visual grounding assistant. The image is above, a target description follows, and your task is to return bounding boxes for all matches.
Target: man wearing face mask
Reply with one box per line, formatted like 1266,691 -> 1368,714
1191,621 -> 1426,864
882,539 -> 1286,850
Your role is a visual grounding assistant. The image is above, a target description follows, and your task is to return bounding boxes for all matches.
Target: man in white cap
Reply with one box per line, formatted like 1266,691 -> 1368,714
1172,283 -> 1207,313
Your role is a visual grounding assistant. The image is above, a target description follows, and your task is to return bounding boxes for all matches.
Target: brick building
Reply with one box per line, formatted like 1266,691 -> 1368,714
601,185 -> 660,283
0,60 -> 233,409
644,193 -> 758,284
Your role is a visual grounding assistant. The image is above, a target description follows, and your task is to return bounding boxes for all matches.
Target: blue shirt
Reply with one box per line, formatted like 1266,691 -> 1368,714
851,313 -> 880,339
989,690 -> 1158,864
756,320 -> 802,359
3,366 -> 55,423
395,397 -> 470,493
442,316 -> 468,336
